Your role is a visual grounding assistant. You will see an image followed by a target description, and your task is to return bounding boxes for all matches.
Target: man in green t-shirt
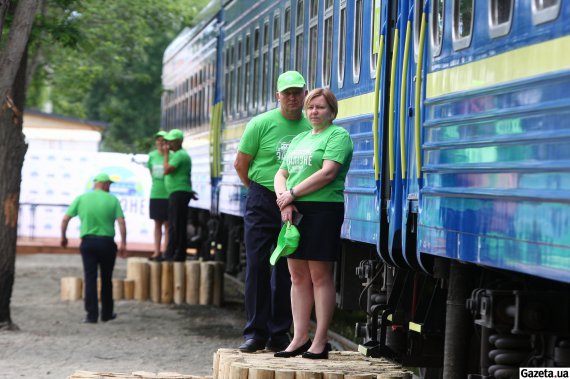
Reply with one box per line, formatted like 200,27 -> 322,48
61,173 -> 127,324
234,71 -> 311,353
162,128 -> 193,262
147,131 -> 170,261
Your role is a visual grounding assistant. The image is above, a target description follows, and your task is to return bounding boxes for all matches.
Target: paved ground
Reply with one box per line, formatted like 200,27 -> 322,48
0,254 -> 245,378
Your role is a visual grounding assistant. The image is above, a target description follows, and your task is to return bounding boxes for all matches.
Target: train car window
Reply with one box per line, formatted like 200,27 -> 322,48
253,27 -> 260,110
230,44 -> 235,116
308,0 -> 318,89
262,20 -> 270,105
371,0 -> 381,76
429,0 -> 445,57
244,33 -> 251,112
532,0 -> 561,24
413,0 -> 422,60
295,0 -> 305,73
237,39 -> 243,113
489,0 -> 513,38
452,0 -> 474,51
353,0 -> 363,83
224,48 -> 230,115
272,12 -> 281,96
284,5 -> 291,72
322,0 -> 334,87
338,0 -> 347,87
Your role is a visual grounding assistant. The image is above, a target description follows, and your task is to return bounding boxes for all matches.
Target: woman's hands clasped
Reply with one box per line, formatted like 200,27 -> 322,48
276,190 -> 295,211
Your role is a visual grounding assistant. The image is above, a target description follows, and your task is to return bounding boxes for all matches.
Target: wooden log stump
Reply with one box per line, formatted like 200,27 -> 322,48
185,261 -> 201,305
296,371 -> 322,379
161,261 -> 174,304
249,367 -> 274,379
149,261 -> 162,303
173,262 -> 186,305
228,363 -> 249,379
212,262 -> 224,307
123,279 -> 135,300
128,258 -> 150,301
273,369 -> 296,379
112,278 -> 124,300
61,277 -> 82,301
199,262 -> 214,305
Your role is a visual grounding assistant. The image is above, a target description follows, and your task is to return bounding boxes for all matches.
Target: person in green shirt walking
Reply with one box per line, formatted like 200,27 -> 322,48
234,71 -> 311,353
162,128 -> 193,262
273,88 -> 353,359
147,131 -> 170,261
61,173 -> 127,324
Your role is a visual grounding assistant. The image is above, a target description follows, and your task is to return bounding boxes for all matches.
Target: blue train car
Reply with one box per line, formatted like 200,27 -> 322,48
162,0 -> 570,377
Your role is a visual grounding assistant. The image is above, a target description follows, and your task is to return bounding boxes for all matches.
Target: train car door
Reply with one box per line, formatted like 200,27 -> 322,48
384,0 -> 408,268
399,0 -> 427,270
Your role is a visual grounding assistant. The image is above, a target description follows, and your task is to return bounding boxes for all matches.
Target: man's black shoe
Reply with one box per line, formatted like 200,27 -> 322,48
81,318 -> 97,324
101,313 -> 117,322
238,339 -> 266,353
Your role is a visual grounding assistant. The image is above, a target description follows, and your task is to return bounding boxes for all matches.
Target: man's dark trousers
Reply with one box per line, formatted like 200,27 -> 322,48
243,181 -> 292,347
80,236 -> 117,322
165,190 -> 192,261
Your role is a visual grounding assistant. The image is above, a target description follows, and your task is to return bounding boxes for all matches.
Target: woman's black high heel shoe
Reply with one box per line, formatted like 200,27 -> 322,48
301,343 -> 331,360
273,339 -> 312,358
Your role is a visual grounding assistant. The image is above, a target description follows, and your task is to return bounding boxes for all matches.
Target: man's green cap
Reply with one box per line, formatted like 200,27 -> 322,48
155,130 -> 168,138
164,129 -> 184,141
270,222 -> 300,265
93,173 -> 113,183
277,71 -> 306,92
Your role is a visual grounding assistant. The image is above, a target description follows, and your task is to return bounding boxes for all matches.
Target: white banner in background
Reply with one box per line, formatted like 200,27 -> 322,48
19,150 -> 153,243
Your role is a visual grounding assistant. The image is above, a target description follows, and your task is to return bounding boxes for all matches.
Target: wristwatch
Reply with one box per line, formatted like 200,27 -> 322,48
289,187 -> 296,198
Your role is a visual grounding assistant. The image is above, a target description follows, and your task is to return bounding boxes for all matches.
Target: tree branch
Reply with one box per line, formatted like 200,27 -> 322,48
0,0 -> 40,101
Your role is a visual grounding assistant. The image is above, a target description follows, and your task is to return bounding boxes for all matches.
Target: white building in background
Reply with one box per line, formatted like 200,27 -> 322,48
19,109 -> 153,244
23,108 -> 106,152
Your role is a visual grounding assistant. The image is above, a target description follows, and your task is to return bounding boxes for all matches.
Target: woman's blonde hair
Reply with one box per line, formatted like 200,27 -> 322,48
304,88 -> 338,121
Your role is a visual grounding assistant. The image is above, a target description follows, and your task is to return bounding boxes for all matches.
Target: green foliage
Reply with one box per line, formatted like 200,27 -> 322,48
27,0 -> 209,153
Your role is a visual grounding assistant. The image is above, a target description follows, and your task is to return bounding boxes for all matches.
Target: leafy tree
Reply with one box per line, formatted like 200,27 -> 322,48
0,0 -> 206,330
27,0 -> 207,153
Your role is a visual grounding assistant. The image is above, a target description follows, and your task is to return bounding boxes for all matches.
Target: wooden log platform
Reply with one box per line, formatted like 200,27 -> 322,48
67,348 -> 410,379
68,371 -> 212,378
212,349 -> 412,379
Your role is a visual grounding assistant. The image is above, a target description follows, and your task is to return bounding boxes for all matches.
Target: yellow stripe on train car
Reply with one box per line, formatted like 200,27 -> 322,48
427,35 -> 570,98
222,123 -> 246,140
337,92 -> 376,120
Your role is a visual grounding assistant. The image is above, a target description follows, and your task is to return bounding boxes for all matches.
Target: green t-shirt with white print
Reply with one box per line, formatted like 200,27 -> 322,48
280,125 -> 353,202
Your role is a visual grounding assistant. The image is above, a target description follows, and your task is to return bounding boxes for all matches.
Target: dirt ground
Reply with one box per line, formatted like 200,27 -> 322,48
0,254 -> 245,379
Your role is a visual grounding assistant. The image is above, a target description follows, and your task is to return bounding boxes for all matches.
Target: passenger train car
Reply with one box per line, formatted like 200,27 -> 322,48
161,0 -> 570,377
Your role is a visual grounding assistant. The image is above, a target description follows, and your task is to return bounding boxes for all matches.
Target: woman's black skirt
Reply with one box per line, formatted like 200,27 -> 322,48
287,201 -> 344,262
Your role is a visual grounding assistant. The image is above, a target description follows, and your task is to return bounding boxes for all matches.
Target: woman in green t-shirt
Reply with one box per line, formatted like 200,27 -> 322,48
273,88 -> 353,359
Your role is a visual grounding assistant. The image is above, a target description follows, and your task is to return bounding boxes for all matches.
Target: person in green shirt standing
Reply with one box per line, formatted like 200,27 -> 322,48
162,128 -> 193,262
234,71 -> 311,353
61,173 -> 127,324
147,131 -> 170,261
273,88 -> 353,359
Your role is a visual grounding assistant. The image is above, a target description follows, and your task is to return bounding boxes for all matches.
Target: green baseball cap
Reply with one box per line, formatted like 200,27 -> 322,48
93,173 -> 113,183
164,129 -> 184,141
155,130 -> 168,138
277,71 -> 306,92
270,222 -> 300,265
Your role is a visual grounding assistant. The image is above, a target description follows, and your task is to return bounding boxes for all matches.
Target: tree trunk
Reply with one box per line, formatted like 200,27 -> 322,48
0,0 -> 39,97
0,47 -> 28,330
0,1 -> 9,40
